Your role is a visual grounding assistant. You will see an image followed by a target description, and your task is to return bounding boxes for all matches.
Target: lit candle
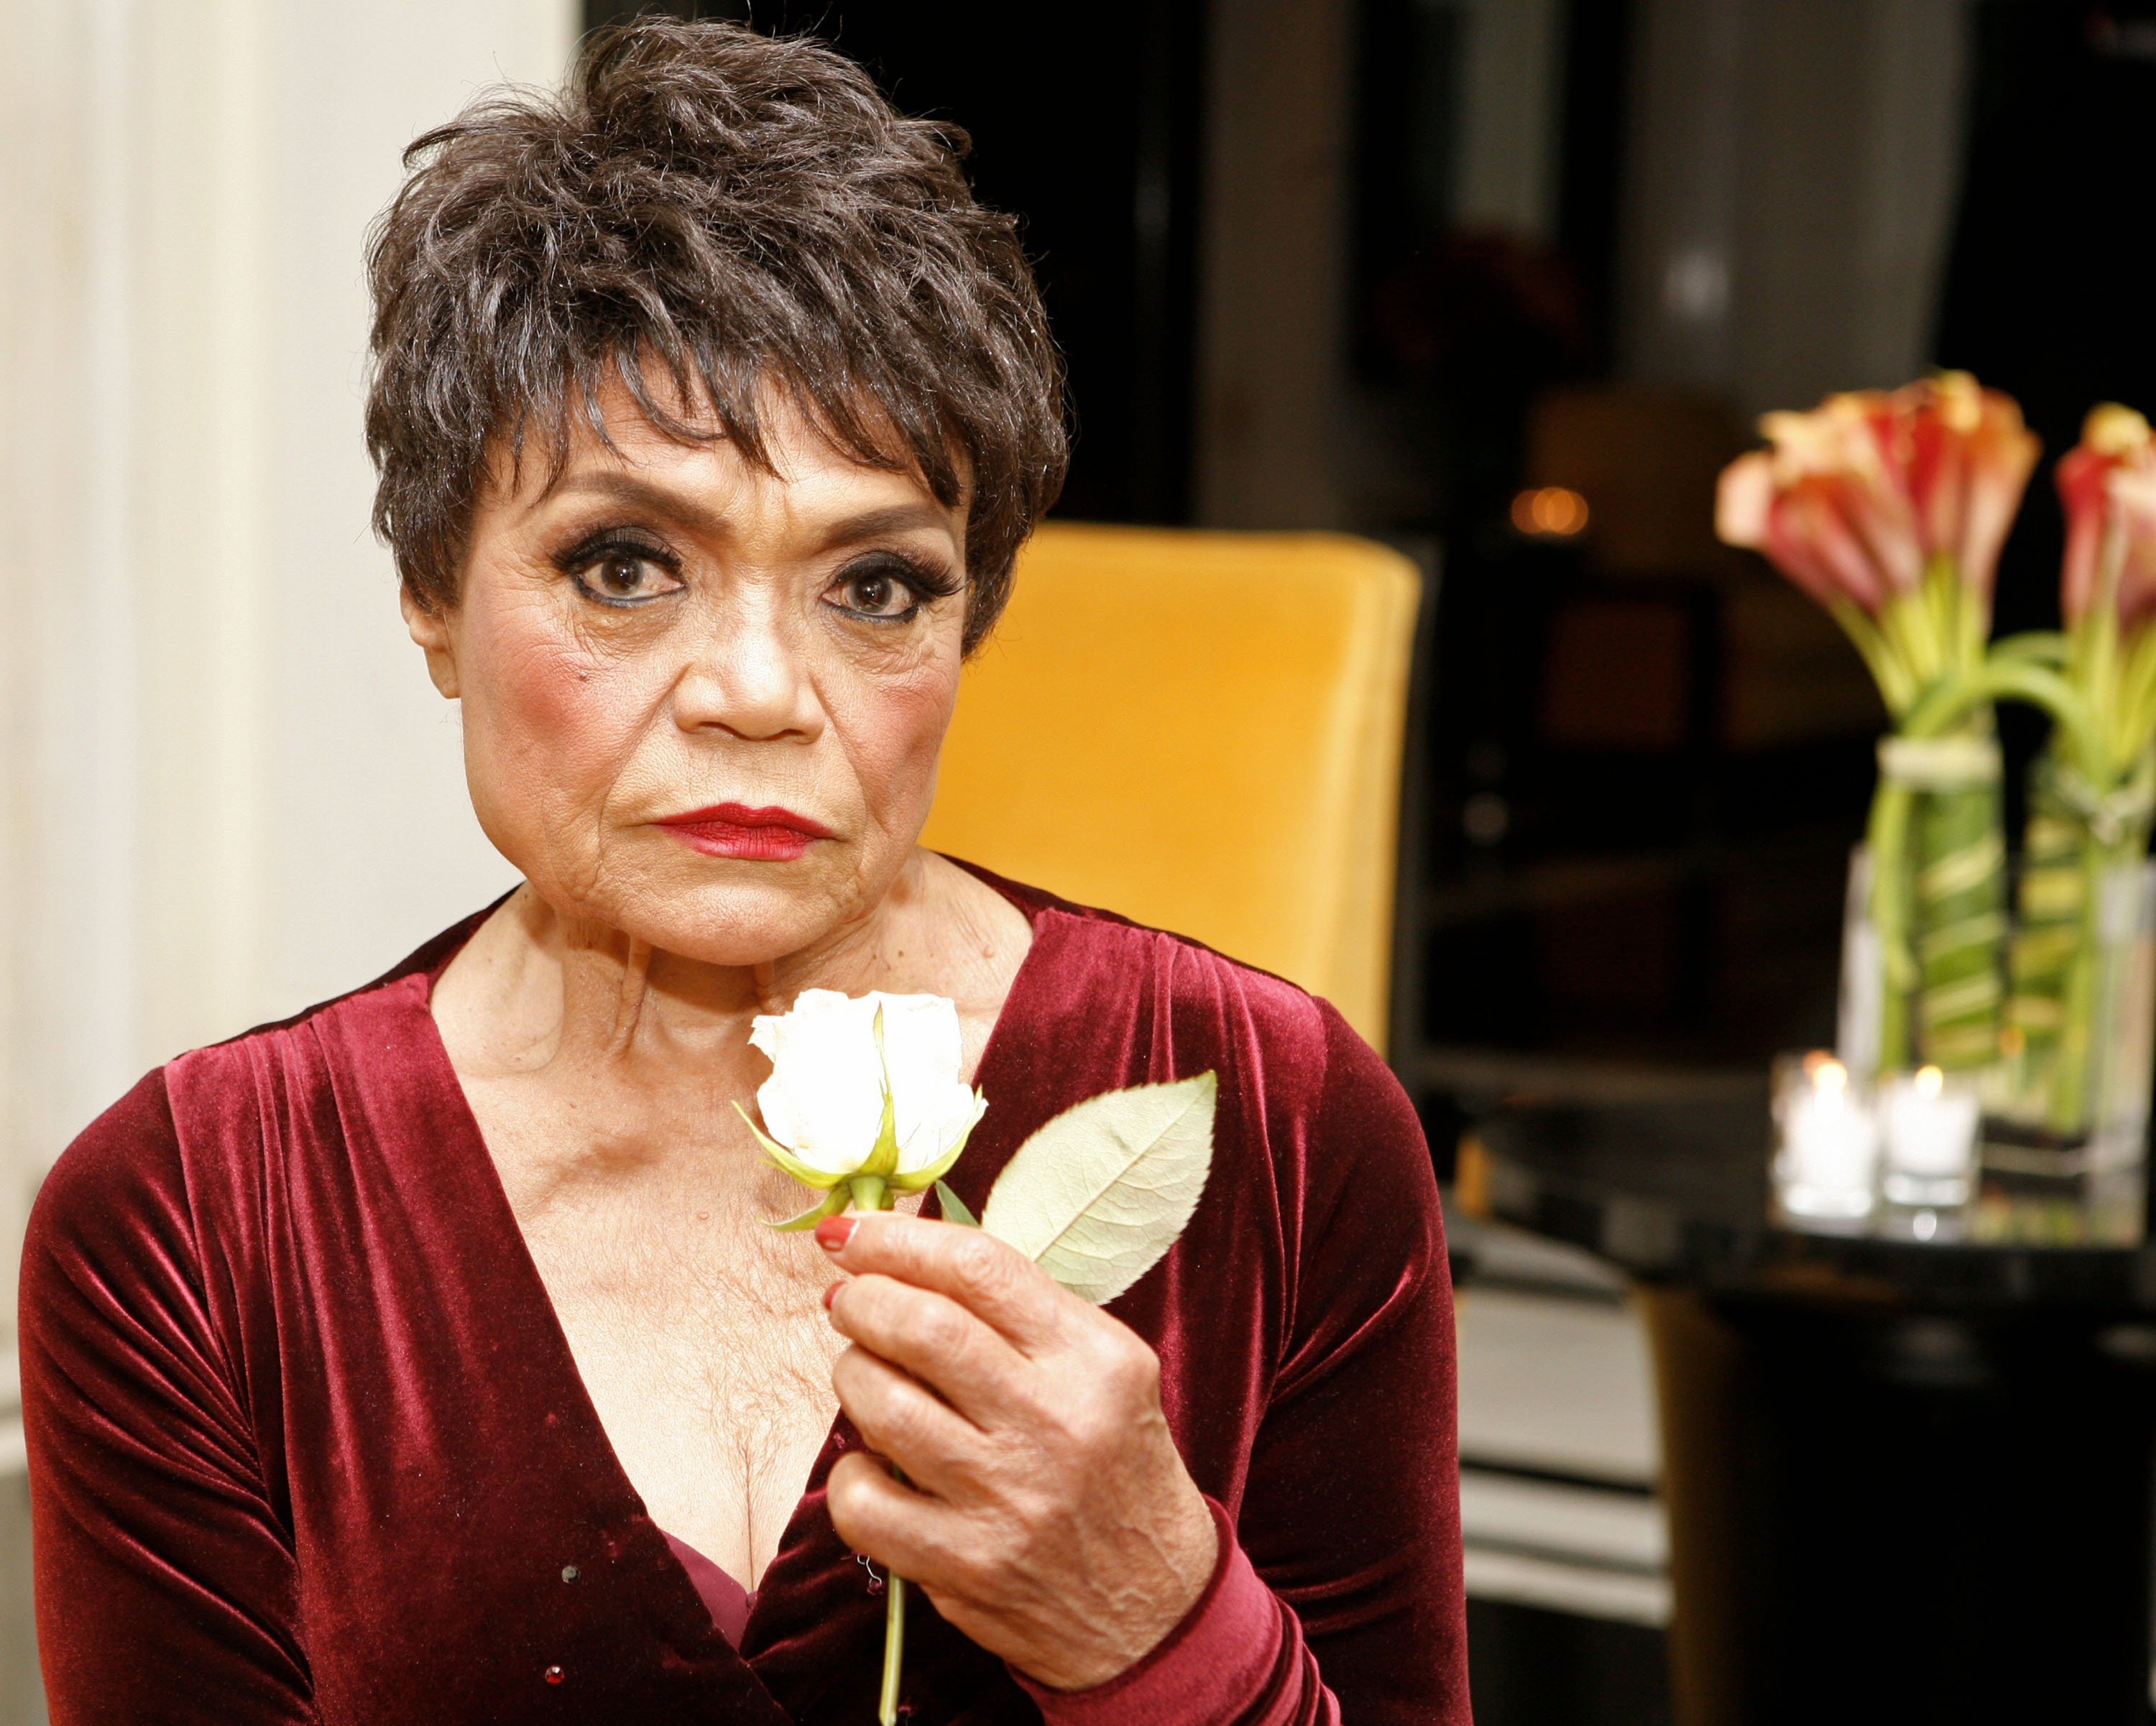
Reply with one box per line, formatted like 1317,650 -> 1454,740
1878,1064 -> 1979,1206
1774,1053 -> 1879,1219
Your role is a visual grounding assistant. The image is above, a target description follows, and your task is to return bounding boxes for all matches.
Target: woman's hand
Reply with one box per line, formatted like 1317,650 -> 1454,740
819,1212 -> 1219,1692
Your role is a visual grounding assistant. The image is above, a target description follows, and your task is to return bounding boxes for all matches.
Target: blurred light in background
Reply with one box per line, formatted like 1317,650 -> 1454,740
1510,485 -> 1590,539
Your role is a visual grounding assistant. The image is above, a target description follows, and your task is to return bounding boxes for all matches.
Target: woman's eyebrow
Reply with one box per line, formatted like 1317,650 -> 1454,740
814,503 -> 954,549
540,470 -> 724,534
535,474 -> 952,551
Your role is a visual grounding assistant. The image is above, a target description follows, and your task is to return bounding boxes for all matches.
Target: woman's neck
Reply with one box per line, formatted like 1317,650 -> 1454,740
437,849 -> 1030,1088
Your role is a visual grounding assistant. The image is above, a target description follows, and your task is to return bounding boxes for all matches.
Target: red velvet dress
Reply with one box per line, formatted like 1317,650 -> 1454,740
21,870 -> 1468,1724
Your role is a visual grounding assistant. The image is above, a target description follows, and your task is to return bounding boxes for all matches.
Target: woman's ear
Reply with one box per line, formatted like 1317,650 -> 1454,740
401,586 -> 460,699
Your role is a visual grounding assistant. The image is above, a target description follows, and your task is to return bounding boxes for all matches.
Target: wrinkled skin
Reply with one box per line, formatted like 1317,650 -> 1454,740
415,379 -> 1214,1687
822,1212 -> 1220,1689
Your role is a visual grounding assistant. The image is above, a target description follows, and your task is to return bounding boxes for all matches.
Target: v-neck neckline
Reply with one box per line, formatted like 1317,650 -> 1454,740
392,864 -> 1061,1658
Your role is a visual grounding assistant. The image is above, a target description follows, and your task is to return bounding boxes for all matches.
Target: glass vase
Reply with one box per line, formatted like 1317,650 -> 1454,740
1997,755 -> 2156,1171
1842,733 -> 2008,1078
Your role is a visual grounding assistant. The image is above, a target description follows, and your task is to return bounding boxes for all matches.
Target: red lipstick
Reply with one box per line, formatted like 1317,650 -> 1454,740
655,803 -> 833,862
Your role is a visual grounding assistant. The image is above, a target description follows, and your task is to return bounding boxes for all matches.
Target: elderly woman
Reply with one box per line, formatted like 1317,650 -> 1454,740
21,21 -> 1465,1725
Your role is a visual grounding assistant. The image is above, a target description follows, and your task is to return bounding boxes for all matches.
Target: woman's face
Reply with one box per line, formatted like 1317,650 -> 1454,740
407,384 -> 970,968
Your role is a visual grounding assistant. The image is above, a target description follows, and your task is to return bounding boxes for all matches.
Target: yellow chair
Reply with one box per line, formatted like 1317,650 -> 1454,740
921,521 -> 1424,1053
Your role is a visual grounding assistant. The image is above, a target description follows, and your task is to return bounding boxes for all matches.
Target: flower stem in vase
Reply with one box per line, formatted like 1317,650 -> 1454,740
1912,760 -> 2007,1070
1872,730 -> 2006,1072
1865,776 -> 1918,1074
2042,782 -> 2153,1136
2005,755 -> 2085,1114
2050,825 -> 2113,1133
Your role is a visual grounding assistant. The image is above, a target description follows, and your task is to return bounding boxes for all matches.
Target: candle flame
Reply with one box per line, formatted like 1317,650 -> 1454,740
1916,1065 -> 1943,1098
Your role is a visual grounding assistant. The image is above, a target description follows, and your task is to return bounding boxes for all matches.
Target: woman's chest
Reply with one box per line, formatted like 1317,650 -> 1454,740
436,1041 -> 860,1569
509,1144 -> 856,1577
531,1199 -> 839,1410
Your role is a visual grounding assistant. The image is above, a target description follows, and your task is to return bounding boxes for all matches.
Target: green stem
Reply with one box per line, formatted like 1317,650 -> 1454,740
859,1178 -> 906,1725
2113,629 -> 2156,773
1902,659 -> 2096,762
1911,772 -> 2007,1071
880,1572 -> 907,1725
1830,600 -> 1914,716
1880,588 -> 1942,695
1992,630 -> 2071,668
1867,776 -> 1917,1071
2050,824 -> 2114,1132
2007,742 -> 2156,1135
2004,757 -> 2082,1101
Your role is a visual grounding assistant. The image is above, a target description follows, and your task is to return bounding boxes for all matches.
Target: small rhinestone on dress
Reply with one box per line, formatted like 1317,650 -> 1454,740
544,1666 -> 565,1686
561,1566 -> 579,1583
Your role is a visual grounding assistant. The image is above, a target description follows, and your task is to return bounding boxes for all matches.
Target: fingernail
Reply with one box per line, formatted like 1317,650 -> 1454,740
816,1214 -> 857,1252
823,1280 -> 840,1311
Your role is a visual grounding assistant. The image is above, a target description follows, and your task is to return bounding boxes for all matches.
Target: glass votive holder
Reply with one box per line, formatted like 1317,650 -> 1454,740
1877,1063 -> 1980,1208
1773,1051 -> 1879,1219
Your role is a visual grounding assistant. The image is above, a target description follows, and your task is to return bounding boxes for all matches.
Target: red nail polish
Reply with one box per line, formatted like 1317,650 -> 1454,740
816,1214 -> 857,1252
823,1280 -> 840,1311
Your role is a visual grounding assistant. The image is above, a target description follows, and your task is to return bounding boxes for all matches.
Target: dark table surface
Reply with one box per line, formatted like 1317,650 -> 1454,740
1478,1078 -> 2156,1309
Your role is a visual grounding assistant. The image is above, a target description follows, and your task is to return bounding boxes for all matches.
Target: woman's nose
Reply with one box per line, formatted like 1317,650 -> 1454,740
670,604 -> 821,743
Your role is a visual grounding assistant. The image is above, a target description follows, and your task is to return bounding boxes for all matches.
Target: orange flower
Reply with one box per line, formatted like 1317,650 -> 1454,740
2058,405 -> 2156,629
1902,371 -> 2040,596
1718,374 -> 2037,614
1718,392 -> 1915,613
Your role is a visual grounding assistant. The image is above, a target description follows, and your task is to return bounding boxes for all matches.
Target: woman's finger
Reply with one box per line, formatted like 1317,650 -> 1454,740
829,1344 -> 984,1497
828,1273 -> 1036,1426
825,1450 -> 978,1590
818,1212 -> 1071,1355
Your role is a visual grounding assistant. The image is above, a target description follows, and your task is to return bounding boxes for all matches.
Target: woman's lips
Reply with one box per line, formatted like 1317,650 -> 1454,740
655,803 -> 834,862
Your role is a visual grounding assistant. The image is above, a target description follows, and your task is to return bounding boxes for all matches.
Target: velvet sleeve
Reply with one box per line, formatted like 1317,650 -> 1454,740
1015,1496 -> 1337,1725
19,1071 -> 320,1726
1235,1001 -> 1468,1719
1023,1000 -> 1469,1725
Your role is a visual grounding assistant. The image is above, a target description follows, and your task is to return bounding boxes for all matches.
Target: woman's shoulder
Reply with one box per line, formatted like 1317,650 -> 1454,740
969,869 -> 1442,1364
975,864 -> 1343,1018
34,906 -> 492,1245
25,1066 -> 188,1272
972,862 -> 1403,1123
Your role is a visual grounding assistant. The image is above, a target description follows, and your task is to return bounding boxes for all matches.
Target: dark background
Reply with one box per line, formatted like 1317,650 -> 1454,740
586,5 -> 2156,1720
588,0 -> 1211,526
584,0 -> 2156,1110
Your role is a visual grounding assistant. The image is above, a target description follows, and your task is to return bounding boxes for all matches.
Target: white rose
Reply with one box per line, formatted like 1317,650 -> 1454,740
741,989 -> 987,1220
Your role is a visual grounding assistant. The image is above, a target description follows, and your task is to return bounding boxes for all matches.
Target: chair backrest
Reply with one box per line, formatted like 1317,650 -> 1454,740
921,521 -> 1422,1053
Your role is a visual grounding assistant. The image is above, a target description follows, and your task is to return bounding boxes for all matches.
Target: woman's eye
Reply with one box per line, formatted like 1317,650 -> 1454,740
573,552 -> 679,604
832,566 -> 921,620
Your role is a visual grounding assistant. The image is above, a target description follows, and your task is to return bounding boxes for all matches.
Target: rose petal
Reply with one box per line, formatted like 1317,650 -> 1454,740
899,1084 -> 989,1174
750,989 -> 888,1176
865,992 -> 966,1155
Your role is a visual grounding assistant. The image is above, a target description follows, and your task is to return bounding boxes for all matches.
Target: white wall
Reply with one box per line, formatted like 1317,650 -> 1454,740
0,0 -> 575,1351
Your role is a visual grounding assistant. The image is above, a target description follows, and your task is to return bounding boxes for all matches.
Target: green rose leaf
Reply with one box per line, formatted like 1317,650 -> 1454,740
933,1179 -> 980,1229
980,1071 -> 1217,1305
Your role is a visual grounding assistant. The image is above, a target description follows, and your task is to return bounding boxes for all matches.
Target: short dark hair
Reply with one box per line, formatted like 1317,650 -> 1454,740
364,18 -> 1067,650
